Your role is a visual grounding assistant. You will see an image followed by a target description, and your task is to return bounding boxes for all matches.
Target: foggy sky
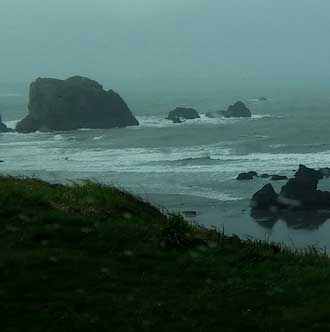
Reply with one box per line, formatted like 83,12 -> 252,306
1,0 -> 330,94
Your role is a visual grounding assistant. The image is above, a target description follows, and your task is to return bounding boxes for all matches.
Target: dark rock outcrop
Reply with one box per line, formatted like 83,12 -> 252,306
251,165 -> 330,212
16,76 -> 139,133
279,165 -> 329,209
258,97 -> 268,101
237,171 -> 258,180
271,175 -> 288,181
248,171 -> 258,178
261,173 -> 271,179
222,101 -> 251,118
171,117 -> 183,124
0,115 -> 12,132
237,173 -> 253,181
251,184 -> 279,210
318,167 -> 330,178
167,107 -> 200,123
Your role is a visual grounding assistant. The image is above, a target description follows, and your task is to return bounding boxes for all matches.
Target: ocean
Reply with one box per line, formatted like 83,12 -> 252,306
2,88 -> 330,250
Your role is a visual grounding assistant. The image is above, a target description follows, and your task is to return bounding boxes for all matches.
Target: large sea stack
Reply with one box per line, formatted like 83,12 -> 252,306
16,76 -> 139,133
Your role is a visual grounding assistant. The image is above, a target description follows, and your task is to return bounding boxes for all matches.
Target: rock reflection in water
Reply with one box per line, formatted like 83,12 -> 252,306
251,210 -> 330,230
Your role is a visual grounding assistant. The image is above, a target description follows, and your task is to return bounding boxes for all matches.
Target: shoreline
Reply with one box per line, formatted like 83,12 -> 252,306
143,192 -> 330,251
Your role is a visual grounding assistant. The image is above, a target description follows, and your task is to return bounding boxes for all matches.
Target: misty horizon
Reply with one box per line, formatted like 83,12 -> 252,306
1,0 -> 330,96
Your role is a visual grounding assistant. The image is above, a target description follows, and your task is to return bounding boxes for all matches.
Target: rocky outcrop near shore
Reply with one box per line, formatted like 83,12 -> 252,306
236,171 -> 287,181
237,171 -> 258,180
222,101 -> 251,118
167,107 -> 200,123
16,76 -> 139,133
251,165 -> 330,211
0,115 -> 12,132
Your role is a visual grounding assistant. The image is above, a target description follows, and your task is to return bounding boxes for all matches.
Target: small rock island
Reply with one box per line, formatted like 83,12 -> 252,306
16,76 -> 139,133
167,107 -> 200,123
222,101 -> 251,118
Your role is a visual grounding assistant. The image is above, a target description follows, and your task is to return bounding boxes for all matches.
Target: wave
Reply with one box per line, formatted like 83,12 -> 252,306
54,134 -> 64,141
3,120 -> 19,129
133,113 -> 284,129
176,156 -> 212,162
189,191 -> 243,201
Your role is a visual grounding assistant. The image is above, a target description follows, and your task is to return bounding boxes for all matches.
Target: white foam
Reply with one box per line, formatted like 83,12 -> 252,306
78,128 -> 100,131
2,136 -> 330,176
187,190 -> 243,201
54,134 -> 64,141
133,113 -> 280,129
3,120 -> 19,129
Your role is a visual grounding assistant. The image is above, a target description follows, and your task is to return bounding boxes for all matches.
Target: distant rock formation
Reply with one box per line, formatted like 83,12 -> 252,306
0,115 -> 12,132
251,165 -> 330,211
167,107 -> 200,123
16,76 -> 139,133
258,97 -> 268,101
222,101 -> 251,118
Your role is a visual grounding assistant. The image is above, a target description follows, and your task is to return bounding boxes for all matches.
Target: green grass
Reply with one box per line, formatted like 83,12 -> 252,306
1,176 -> 330,331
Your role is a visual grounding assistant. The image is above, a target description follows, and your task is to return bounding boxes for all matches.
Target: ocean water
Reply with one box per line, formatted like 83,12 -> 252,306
2,90 -> 330,250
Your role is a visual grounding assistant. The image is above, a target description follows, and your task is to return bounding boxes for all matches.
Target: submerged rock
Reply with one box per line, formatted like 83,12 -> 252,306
222,101 -> 251,118
271,175 -> 288,181
0,115 -> 12,132
16,76 -> 139,133
167,107 -> 200,123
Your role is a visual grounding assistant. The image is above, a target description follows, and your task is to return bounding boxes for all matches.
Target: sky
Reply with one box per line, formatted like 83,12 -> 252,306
1,0 -> 330,95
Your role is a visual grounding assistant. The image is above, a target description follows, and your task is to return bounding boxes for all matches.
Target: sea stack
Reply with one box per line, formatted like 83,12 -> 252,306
251,165 -> 330,211
16,76 -> 139,133
222,101 -> 251,118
